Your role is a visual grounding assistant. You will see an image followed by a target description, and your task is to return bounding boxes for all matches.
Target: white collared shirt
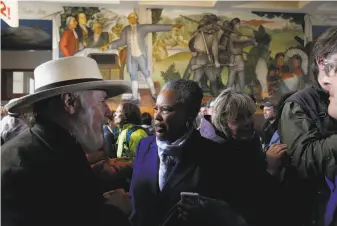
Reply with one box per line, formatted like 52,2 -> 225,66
130,24 -> 142,57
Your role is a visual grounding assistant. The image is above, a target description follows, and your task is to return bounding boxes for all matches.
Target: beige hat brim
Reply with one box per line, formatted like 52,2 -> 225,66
6,80 -> 131,114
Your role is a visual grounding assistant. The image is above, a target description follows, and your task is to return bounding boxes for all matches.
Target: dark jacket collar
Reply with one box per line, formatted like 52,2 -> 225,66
312,84 -> 330,104
31,118 -> 86,158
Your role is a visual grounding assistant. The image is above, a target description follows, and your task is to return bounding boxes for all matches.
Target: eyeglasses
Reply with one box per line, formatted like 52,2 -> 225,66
323,60 -> 337,77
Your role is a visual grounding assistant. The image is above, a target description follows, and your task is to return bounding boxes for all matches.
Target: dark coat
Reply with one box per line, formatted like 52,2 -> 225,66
129,130 -> 224,226
262,120 -> 278,146
280,85 -> 337,226
1,119 -> 131,226
199,115 -> 284,226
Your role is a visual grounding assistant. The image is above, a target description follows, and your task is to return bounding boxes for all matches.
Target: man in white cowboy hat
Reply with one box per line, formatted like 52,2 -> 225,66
1,56 -> 132,226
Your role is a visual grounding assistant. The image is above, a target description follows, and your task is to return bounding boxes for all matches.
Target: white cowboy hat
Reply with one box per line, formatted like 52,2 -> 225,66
5,56 -> 131,114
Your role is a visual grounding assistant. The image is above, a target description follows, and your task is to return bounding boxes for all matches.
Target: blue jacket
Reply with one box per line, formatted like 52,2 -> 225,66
129,131 -> 223,226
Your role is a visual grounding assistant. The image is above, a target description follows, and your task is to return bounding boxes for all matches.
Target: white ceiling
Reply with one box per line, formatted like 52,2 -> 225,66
18,0 -> 337,15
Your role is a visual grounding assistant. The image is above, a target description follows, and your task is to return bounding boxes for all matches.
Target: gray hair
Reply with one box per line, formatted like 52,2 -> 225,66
211,88 -> 256,136
66,16 -> 75,27
161,79 -> 203,120
1,115 -> 29,143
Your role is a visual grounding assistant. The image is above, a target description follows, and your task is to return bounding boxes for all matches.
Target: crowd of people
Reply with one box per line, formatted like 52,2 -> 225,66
1,27 -> 337,226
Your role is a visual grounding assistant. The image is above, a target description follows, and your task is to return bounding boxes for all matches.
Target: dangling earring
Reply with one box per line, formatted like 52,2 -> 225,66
186,121 -> 190,128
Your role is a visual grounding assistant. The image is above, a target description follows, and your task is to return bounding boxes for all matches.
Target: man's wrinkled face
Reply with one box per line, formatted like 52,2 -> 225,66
77,90 -> 110,154
263,106 -> 276,120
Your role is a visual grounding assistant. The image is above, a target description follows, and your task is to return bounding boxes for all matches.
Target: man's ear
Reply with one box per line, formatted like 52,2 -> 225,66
316,56 -> 325,71
62,93 -> 77,115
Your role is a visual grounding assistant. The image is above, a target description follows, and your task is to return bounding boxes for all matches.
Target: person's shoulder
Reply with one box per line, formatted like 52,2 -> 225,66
137,135 -> 156,147
140,135 -> 155,142
1,129 -> 41,169
191,130 -> 222,151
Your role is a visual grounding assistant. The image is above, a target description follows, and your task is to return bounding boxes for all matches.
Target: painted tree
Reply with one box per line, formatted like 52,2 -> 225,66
151,8 -> 163,44
160,63 -> 181,83
59,7 -> 100,34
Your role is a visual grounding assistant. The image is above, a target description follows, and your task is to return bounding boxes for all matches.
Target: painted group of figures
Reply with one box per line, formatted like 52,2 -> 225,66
181,13 -> 309,99
59,12 -> 127,79
59,10 -> 309,102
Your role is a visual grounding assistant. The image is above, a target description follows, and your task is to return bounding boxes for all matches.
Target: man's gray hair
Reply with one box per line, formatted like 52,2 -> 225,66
66,16 -> 75,27
1,115 -> 29,143
162,79 -> 203,119
211,88 -> 256,136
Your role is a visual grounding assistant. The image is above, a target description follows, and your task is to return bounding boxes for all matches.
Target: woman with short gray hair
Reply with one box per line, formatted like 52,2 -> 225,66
199,88 -> 287,226
212,89 -> 256,140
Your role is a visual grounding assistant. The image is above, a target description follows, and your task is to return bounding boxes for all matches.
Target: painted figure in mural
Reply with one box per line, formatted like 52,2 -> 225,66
269,52 -> 293,97
228,18 -> 258,92
87,22 -> 109,48
101,12 -> 183,104
216,20 -> 232,90
187,14 -> 221,97
153,39 -> 168,62
182,53 -> 211,93
285,48 -> 308,90
267,65 -> 281,96
59,16 -> 79,57
75,13 -> 93,50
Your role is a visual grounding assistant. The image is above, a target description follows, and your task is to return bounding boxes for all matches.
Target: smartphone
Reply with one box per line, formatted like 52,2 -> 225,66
180,192 -> 200,205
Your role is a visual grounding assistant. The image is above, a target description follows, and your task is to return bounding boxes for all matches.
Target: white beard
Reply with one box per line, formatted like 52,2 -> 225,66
71,105 -> 104,154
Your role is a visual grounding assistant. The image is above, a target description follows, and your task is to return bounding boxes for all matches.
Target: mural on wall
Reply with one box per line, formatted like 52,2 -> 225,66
59,7 -> 131,82
151,10 -> 308,102
59,7 -> 182,105
1,19 -> 52,50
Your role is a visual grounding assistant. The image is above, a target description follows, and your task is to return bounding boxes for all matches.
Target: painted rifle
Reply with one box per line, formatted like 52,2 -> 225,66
180,14 -> 255,39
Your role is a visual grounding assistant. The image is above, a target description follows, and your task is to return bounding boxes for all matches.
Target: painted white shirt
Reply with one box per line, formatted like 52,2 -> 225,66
72,29 -> 78,39
93,34 -> 100,43
130,24 -> 142,57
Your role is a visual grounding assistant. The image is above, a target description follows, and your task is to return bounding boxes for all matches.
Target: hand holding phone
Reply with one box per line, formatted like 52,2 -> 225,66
180,192 -> 200,206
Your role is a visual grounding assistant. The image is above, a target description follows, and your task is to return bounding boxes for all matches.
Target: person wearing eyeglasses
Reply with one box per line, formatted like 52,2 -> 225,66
324,47 -> 337,226
278,27 -> 337,226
